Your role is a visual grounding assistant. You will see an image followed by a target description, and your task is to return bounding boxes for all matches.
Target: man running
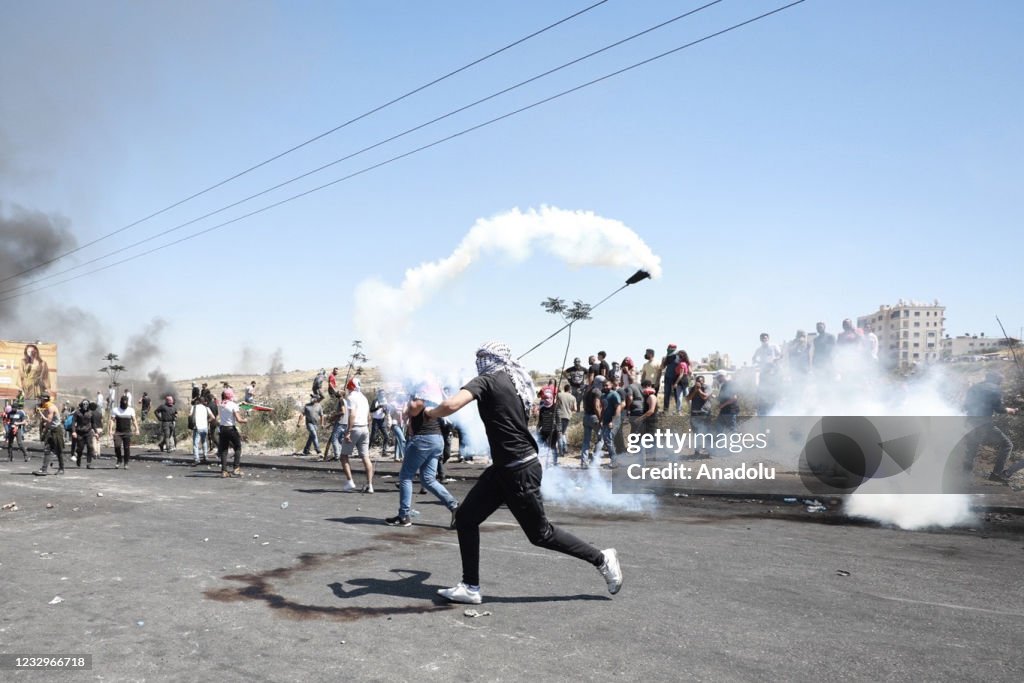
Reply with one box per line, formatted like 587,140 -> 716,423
425,341 -> 622,605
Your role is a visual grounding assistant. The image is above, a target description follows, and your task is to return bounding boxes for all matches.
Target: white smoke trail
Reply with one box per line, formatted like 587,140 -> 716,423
354,205 -> 661,513
355,205 -> 662,373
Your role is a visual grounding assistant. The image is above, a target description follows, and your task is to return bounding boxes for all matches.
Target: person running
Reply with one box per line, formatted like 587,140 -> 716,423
216,388 -> 247,478
34,394 -> 65,476
385,387 -> 459,528
341,377 -> 374,493
5,402 -> 29,462
425,341 -> 622,605
108,394 -> 140,469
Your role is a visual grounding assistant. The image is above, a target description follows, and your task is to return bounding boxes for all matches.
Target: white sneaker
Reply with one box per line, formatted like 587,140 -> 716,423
342,481 -> 358,492
598,548 -> 622,595
438,583 -> 482,605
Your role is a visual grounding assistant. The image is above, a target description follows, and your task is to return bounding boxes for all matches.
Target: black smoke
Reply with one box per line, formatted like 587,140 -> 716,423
0,202 -> 112,373
122,317 -> 168,372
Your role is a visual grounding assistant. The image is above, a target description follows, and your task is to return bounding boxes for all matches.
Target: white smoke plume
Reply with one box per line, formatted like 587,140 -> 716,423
355,206 -> 662,374
747,344 -> 977,530
354,206 -> 661,513
845,494 -> 972,530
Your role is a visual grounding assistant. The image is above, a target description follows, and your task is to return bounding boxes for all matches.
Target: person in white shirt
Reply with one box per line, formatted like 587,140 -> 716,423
216,388 -> 247,478
752,333 -> 782,383
108,395 -> 140,469
190,397 -> 214,466
341,377 -> 374,493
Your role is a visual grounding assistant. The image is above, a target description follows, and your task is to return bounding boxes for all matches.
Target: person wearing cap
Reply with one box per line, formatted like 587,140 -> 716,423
424,341 -> 621,605
216,388 -> 247,478
341,377 -> 374,493
563,357 -> 587,410
964,372 -> 1020,482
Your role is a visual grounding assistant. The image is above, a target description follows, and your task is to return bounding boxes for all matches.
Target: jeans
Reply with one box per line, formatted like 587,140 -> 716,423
558,418 -> 569,458
398,434 -> 457,518
599,422 -> 618,462
192,429 -> 209,460
329,423 -> 348,456
303,422 -> 321,454
392,424 -> 407,461
673,384 -> 688,414
581,414 -> 600,460
455,459 -> 604,586
6,429 -> 27,460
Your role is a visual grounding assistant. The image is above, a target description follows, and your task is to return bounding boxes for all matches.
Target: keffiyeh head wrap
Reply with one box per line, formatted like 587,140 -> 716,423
475,341 -> 535,414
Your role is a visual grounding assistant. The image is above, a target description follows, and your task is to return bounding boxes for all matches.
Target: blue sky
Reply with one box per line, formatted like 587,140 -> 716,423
1,0 -> 1021,381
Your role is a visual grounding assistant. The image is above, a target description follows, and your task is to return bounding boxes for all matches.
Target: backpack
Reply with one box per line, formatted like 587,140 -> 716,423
63,413 -> 74,430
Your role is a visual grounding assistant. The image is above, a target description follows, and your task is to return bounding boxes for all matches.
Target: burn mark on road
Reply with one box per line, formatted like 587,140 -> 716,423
204,549 -> 453,621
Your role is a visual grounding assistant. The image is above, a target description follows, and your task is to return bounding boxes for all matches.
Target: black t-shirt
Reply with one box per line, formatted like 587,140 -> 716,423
598,360 -> 610,377
73,409 -> 93,434
583,387 -> 603,416
565,365 -> 586,388
690,389 -> 710,415
463,372 -> 538,466
409,407 -> 441,436
965,382 -> 1004,417
141,396 -> 152,410
588,362 -> 602,379
718,381 -> 740,415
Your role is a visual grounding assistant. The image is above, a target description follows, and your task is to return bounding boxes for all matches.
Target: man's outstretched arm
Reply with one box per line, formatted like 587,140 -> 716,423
425,390 -> 475,419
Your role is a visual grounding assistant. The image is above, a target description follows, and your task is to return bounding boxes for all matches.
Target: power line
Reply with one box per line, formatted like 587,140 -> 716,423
0,0 -> 807,305
1,0 -> 725,296
0,0 -> 611,286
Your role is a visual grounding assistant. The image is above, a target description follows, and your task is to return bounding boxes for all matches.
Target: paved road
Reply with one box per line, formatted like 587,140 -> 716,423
1,457 -> 1022,682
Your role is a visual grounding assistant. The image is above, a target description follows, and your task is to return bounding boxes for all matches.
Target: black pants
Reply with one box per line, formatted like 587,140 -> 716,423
42,427 -> 65,471
6,430 -> 27,460
218,426 -> 242,471
113,433 -> 132,462
159,421 -> 175,450
75,431 -> 96,464
455,459 -> 604,586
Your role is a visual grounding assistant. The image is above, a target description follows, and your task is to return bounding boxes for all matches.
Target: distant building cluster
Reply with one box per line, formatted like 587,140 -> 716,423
856,299 -> 945,371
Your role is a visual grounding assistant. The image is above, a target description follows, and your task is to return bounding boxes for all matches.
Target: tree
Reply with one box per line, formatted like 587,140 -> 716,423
541,297 -> 592,391
99,353 -> 126,388
343,340 -> 369,385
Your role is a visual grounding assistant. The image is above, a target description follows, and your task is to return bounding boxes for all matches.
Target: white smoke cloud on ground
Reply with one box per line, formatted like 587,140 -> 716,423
354,206 -> 660,512
750,345 -> 975,530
